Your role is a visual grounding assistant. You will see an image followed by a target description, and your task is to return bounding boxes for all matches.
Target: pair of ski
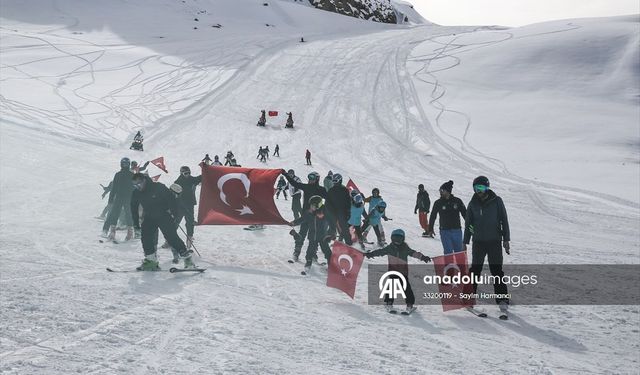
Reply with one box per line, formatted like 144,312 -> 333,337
466,306 -> 508,320
287,259 -> 327,275
106,267 -> 205,273
387,306 -> 417,315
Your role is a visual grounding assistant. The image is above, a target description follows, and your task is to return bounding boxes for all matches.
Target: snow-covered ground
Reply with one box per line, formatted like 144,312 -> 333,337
1,1 -> 638,374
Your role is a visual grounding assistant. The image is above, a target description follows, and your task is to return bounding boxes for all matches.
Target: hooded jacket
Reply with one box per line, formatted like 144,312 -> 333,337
414,190 -> 431,212
130,176 -> 179,227
292,206 -> 329,242
463,190 -> 510,243
174,174 -> 202,206
108,168 -> 134,204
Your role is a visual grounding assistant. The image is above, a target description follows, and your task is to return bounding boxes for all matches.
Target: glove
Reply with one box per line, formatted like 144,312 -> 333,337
414,210 -> 417,214
421,255 -> 431,263
365,253 -> 374,259
134,228 -> 141,239
280,169 -> 287,175
503,241 -> 510,255
383,217 -> 389,222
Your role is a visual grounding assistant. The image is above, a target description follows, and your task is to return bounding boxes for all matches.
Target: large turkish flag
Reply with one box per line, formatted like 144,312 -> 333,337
432,251 -> 475,311
198,165 -> 288,225
327,241 -> 365,299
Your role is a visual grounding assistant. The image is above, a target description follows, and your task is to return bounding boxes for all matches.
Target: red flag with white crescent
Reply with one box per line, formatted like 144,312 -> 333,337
197,165 -> 288,225
327,242 -> 365,299
150,156 -> 168,173
432,251 -> 475,311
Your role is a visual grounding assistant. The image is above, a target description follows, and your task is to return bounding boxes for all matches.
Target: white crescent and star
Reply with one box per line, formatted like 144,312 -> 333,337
217,173 -> 254,215
443,263 -> 461,288
337,254 -> 354,276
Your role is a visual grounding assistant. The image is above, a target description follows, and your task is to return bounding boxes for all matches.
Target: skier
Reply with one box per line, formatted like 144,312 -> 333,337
257,110 -> 266,126
326,173 -> 352,245
287,169 -> 303,219
323,170 -> 333,192
130,131 -> 144,151
230,158 -> 241,167
363,188 -> 387,243
273,144 -> 280,157
97,181 -> 113,220
463,176 -> 511,316
285,112 -> 294,128
365,229 -> 431,314
202,154 -> 213,165
305,149 -> 312,165
130,173 -> 196,270
282,170 -> 327,262
428,180 -> 466,254
265,146 -> 270,159
414,184 -> 432,237
173,166 -> 202,249
224,151 -> 234,166
348,193 -> 368,250
365,200 -> 391,247
275,176 -> 289,200
257,146 -> 264,159
101,157 -> 134,241
288,195 -> 332,273
212,155 -> 222,166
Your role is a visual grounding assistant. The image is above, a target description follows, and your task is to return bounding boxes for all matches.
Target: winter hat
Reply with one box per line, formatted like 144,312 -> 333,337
440,180 -> 454,193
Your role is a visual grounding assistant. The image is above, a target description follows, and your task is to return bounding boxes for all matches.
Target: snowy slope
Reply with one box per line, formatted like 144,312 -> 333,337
1,2 -> 639,375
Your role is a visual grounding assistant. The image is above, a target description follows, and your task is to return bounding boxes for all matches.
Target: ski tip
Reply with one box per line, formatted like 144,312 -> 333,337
106,267 -> 114,272
287,260 -> 295,264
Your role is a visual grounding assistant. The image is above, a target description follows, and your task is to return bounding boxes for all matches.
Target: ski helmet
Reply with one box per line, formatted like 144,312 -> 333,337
331,173 -> 343,184
180,166 -> 191,175
287,169 -> 295,176
309,195 -> 324,210
372,188 -> 380,196
132,173 -> 146,190
418,184 -> 424,190
354,194 -> 364,206
327,170 -> 333,176
472,176 -> 490,193
350,189 -> 360,198
307,171 -> 320,181
120,157 -> 130,169
391,229 -> 405,245
377,201 -> 387,210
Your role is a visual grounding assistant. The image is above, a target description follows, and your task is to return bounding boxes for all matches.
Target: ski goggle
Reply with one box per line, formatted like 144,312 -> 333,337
181,171 -> 190,176
308,174 -> 318,181
473,184 -> 489,193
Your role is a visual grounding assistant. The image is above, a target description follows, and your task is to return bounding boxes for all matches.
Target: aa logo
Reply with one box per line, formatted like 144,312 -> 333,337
378,271 -> 407,299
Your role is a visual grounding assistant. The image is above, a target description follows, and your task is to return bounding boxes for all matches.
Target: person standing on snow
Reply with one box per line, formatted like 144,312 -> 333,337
282,170 -> 327,261
365,229 -> 431,314
273,144 -> 280,157
130,173 -> 196,270
365,200 -> 391,247
257,110 -> 266,126
429,180 -> 466,254
173,166 -> 202,249
363,188 -> 388,242
285,112 -> 294,128
202,154 -> 213,166
287,169 -> 303,219
414,184 -> 432,237
463,176 -> 511,312
326,173 -> 352,245
348,193 -> 368,250
212,155 -> 222,166
288,195 -> 332,273
102,157 -> 135,241
257,146 -> 264,160
323,170 -> 333,192
275,176 -> 289,200
305,149 -> 312,165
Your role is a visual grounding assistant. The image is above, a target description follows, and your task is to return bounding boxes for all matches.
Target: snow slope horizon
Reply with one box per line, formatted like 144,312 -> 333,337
1,2 -> 639,374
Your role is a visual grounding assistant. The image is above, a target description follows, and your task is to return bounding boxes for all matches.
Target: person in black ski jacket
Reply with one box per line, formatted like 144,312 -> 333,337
130,173 -> 195,271
325,173 -> 352,245
365,229 -> 431,312
463,176 -> 510,308
289,195 -> 332,269
287,169 -> 303,219
173,166 -> 202,247
414,184 -> 431,237
102,157 -> 134,240
282,169 -> 327,260
429,180 -> 466,254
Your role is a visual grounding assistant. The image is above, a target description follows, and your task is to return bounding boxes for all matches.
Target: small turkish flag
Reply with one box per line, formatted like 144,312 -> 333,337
151,174 -> 161,182
432,251 -> 475,311
150,156 -> 168,173
198,165 -> 288,225
268,110 -> 278,117
346,179 -> 360,194
327,242 -> 364,299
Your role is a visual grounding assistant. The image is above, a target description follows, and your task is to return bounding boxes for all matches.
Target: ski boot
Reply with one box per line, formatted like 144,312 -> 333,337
385,302 -> 397,314
107,225 -> 116,241
136,253 -> 160,271
125,227 -> 134,241
183,255 -> 196,269
171,248 -> 180,264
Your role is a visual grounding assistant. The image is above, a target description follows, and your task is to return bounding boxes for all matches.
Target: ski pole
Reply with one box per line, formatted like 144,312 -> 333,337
178,224 -> 201,257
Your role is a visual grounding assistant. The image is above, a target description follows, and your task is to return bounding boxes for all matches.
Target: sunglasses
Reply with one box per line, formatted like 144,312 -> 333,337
182,171 -> 190,176
473,184 -> 489,193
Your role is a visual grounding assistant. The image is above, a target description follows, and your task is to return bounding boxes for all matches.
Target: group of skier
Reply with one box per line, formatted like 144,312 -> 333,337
256,110 -> 294,128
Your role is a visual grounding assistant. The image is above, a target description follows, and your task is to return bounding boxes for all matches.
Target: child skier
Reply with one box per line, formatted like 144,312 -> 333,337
364,200 -> 391,247
288,195 -> 332,273
348,193 -> 368,250
365,229 -> 431,314
275,176 -> 289,200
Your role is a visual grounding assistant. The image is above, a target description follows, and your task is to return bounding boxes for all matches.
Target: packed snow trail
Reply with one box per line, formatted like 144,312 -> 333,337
1,4 -> 639,375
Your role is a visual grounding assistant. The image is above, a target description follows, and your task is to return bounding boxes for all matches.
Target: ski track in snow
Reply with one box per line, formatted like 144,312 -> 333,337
1,3 -> 639,375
